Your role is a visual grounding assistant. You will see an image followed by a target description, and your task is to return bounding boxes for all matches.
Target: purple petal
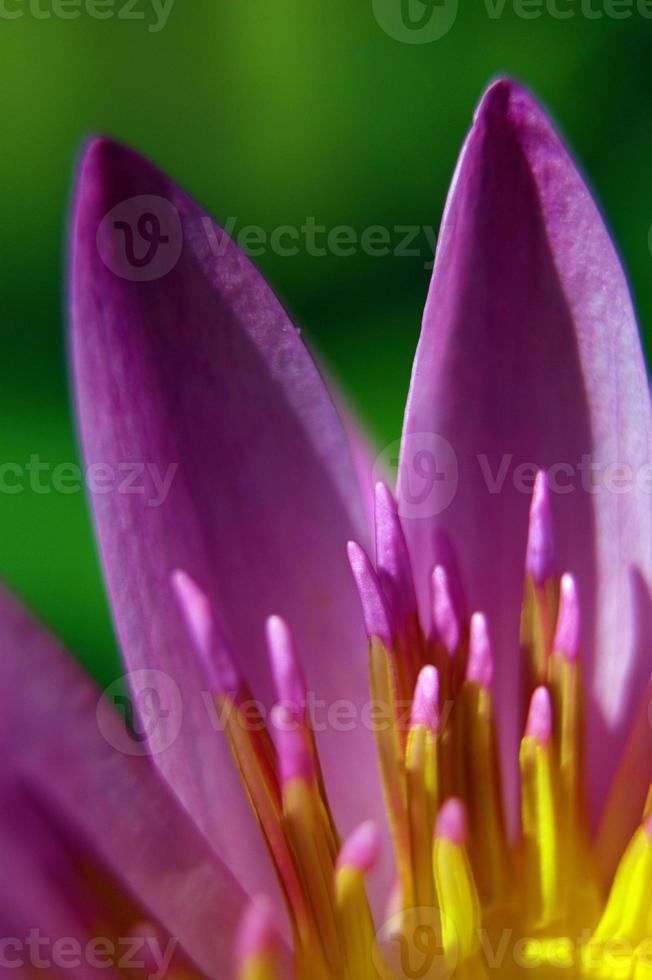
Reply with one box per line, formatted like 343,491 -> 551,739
399,80 -> 652,823
596,572 -> 652,880
0,585 -> 250,977
329,381 -> 379,531
595,675 -> 652,885
70,139 -> 382,892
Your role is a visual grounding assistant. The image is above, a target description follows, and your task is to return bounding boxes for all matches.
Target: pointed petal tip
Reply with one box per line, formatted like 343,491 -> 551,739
411,665 -> 440,733
467,612 -> 494,690
474,77 -> 531,126
72,134 -> 171,254
76,134 -> 153,189
235,896 -> 281,968
337,820 -> 381,874
526,686 -> 553,745
435,798 -> 467,846
553,573 -> 581,661
526,470 -> 557,586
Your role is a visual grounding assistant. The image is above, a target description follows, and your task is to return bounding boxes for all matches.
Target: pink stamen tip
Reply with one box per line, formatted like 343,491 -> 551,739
435,798 -> 468,846
374,481 -> 400,538
526,686 -> 553,744
553,573 -> 581,661
411,665 -> 440,733
431,565 -> 460,656
336,820 -> 381,874
235,896 -> 280,967
374,482 -> 417,617
266,615 -> 307,710
171,569 -> 239,695
466,612 -> 494,690
271,704 -> 313,785
347,540 -> 393,647
526,471 -> 557,586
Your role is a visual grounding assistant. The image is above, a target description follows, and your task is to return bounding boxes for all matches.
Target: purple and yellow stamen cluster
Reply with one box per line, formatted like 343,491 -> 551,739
176,474 -> 651,979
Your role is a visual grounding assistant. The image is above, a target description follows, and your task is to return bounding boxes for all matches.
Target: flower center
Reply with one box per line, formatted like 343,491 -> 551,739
174,474 -> 652,980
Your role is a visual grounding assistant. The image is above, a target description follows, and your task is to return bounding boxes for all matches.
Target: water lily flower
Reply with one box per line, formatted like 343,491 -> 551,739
2,78 -> 651,978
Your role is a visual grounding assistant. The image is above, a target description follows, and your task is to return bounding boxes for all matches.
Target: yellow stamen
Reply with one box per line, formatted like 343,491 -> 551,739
406,722 -> 438,908
460,680 -> 510,905
335,866 -> 378,980
519,691 -> 563,931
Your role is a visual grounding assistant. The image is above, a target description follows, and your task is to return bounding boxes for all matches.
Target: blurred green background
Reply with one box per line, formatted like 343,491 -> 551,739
2,1 -> 652,684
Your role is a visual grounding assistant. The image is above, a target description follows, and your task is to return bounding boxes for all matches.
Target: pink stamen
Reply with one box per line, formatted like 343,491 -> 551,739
526,686 -> 553,745
336,820 -> 381,874
432,529 -> 467,620
171,569 -> 240,695
431,565 -> 460,656
466,612 -> 494,690
553,573 -> 581,661
271,704 -> 314,785
411,665 -> 440,733
374,481 -> 418,622
235,896 -> 280,968
347,540 -> 393,647
435,798 -> 468,846
526,471 -> 557,586
266,615 -> 307,711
